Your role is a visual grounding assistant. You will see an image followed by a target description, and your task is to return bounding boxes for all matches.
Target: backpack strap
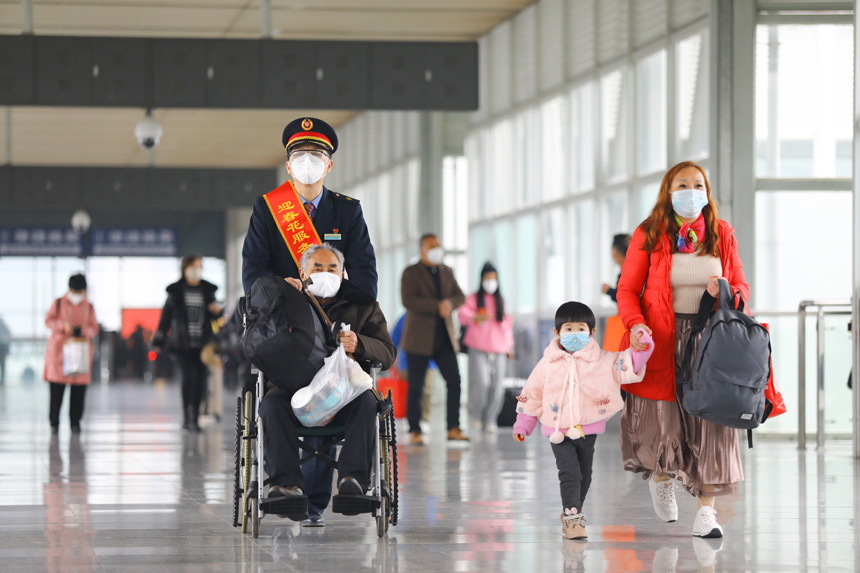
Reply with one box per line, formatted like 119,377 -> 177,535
747,429 -> 754,448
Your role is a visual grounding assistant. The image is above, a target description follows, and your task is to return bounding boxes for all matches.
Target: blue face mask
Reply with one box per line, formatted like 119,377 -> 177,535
671,189 -> 708,219
560,332 -> 590,353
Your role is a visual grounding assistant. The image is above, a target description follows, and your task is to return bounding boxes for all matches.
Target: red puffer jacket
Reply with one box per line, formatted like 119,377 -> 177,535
616,219 -> 750,401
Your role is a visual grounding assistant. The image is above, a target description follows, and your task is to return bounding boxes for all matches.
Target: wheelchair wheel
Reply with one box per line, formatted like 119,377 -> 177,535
232,397 -> 242,528
376,495 -> 388,538
251,497 -> 259,539
241,390 -> 255,534
386,396 -> 399,527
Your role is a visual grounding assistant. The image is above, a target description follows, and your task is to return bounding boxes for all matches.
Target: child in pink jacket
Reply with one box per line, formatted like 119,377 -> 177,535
513,301 -> 653,540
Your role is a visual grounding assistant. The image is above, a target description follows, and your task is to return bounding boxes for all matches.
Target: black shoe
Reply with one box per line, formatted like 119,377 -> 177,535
301,513 -> 325,528
337,476 -> 365,496
50,426 -> 59,435
269,485 -> 307,521
70,425 -> 81,434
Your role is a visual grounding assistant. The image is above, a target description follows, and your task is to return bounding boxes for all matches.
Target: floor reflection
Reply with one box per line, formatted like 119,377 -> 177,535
0,380 -> 855,571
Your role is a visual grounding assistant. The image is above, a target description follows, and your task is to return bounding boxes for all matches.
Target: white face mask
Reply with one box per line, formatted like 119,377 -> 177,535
185,268 -> 203,283
290,153 -> 327,185
482,279 -> 498,294
306,272 -> 342,299
671,189 -> 709,219
68,293 -> 85,306
426,247 -> 444,265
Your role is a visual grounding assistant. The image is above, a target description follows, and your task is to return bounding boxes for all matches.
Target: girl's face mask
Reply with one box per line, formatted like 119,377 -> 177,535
559,332 -> 590,353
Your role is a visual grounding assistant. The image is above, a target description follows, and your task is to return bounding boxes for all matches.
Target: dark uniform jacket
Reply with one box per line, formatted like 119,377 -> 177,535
153,279 -> 220,352
241,187 -> 378,298
322,279 -> 397,371
400,262 -> 465,356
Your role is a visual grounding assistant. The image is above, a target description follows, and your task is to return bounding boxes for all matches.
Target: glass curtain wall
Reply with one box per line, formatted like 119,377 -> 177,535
466,0 -> 711,369
326,112 -> 424,324
753,15 -> 854,436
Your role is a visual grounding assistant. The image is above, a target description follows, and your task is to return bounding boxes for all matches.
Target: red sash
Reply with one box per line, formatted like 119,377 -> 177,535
263,180 -> 322,269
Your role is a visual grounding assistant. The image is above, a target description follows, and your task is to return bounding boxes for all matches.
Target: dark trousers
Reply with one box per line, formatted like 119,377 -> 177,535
550,434 -> 598,513
406,334 -> 462,433
259,390 -> 376,492
48,382 -> 87,428
301,437 -> 336,515
175,350 -> 207,413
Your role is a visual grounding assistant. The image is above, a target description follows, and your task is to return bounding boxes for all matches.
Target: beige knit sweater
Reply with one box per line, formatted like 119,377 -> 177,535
671,252 -> 722,314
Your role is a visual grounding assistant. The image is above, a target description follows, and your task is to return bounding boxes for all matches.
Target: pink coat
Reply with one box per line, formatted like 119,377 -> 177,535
515,337 -> 650,439
457,293 -> 514,354
44,295 -> 99,385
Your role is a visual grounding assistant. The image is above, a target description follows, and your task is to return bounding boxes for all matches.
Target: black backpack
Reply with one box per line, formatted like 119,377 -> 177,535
238,275 -> 335,395
680,280 -> 772,447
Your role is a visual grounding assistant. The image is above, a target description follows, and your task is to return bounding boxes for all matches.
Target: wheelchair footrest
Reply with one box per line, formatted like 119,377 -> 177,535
260,495 -> 308,518
332,494 -> 380,516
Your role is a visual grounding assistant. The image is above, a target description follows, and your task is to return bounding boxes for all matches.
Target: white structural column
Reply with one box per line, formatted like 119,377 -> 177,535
853,0 -> 860,459
225,207 -> 253,308
711,0 -> 756,275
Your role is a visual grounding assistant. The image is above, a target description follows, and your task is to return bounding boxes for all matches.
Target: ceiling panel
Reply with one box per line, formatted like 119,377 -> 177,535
8,107 -> 356,168
1,0 -> 535,170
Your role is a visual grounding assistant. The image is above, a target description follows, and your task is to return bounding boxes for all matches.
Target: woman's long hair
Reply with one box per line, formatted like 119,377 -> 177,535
476,263 -> 505,322
640,161 -> 720,257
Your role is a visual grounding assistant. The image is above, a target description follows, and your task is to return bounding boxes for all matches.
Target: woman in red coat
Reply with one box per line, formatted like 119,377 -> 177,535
616,161 -> 749,539
44,274 -> 100,434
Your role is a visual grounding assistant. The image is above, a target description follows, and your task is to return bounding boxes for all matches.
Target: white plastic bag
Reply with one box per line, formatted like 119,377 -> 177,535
291,343 -> 373,427
62,338 -> 90,377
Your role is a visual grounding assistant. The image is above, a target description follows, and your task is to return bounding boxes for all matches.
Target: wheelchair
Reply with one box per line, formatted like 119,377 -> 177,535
232,365 -> 399,538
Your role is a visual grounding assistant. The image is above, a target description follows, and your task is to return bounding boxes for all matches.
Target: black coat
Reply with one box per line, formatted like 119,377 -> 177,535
241,187 -> 378,298
153,279 -> 220,352
321,279 -> 397,371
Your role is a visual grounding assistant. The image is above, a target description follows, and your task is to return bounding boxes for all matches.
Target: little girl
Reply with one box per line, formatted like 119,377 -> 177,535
513,301 -> 653,540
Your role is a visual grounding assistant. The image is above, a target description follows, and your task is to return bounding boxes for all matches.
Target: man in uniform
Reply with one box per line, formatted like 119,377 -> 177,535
241,117 -> 378,528
242,117 -> 378,297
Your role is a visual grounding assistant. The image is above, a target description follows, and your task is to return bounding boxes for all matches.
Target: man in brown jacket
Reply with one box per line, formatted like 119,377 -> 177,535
401,233 -> 468,444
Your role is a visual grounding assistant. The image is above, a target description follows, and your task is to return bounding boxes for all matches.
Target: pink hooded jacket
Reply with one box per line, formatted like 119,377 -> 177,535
513,333 -> 652,440
458,293 -> 514,354
44,295 -> 99,385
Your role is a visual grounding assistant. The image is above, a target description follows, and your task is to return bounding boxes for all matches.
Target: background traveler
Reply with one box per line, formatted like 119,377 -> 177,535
401,233 -> 468,444
458,261 -> 514,432
601,233 -> 632,304
44,274 -> 99,434
153,256 -> 222,432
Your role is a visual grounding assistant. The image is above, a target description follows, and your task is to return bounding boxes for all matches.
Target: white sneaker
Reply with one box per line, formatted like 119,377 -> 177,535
651,546 -> 678,572
692,536 -> 723,567
648,478 -> 678,522
692,506 -> 723,538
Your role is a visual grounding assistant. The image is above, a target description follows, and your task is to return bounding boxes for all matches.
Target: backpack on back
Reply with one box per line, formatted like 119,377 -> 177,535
680,280 -> 772,445
238,275 -> 335,395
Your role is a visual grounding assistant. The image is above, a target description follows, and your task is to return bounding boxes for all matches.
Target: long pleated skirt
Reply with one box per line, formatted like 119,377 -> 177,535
620,315 -> 744,498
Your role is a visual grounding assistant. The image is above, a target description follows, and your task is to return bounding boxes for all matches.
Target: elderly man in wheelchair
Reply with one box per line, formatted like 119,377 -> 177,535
258,243 -> 397,524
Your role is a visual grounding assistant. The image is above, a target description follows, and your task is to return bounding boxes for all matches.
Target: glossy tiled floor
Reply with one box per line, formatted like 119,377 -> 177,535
0,379 -> 858,572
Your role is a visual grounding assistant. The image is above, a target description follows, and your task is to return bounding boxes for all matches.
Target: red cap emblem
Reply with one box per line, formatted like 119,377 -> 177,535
301,118 -> 313,131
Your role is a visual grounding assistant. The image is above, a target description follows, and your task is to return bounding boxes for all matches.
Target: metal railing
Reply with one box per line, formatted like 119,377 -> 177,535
796,300 -> 853,450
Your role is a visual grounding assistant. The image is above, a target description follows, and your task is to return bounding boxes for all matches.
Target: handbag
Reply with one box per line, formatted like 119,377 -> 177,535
602,315 -> 626,352
761,323 -> 787,418
290,344 -> 373,427
62,339 -> 90,376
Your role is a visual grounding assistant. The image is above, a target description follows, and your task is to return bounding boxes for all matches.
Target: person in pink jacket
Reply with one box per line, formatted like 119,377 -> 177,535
44,274 -> 99,435
513,301 -> 653,540
458,262 -> 514,432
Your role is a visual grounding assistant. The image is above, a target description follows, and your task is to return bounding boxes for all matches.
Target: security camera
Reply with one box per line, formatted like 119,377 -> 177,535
135,110 -> 163,150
